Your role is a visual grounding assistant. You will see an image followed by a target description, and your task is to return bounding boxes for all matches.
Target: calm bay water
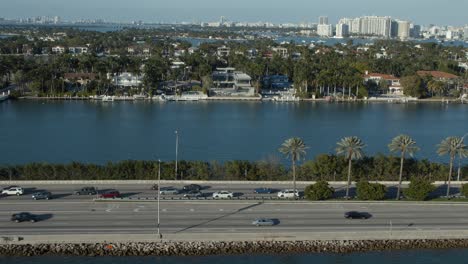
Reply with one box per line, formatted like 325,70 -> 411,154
2,249 -> 468,264
0,100 -> 466,165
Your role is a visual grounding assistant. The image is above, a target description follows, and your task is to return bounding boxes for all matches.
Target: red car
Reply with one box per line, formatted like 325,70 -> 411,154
99,190 -> 120,198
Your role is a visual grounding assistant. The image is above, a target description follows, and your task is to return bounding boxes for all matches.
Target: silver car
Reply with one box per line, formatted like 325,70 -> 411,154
252,218 -> 276,226
159,187 -> 179,195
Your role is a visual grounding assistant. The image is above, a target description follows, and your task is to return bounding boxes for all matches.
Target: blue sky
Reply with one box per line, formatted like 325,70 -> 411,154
1,0 -> 467,25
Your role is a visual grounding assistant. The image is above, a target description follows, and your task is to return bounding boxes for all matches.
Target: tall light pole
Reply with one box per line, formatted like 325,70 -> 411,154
175,130 -> 179,181
457,133 -> 468,182
157,159 -> 161,238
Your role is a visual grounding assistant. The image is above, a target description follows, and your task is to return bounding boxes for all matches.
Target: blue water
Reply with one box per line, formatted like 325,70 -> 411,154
0,100 -> 466,165
2,249 -> 468,263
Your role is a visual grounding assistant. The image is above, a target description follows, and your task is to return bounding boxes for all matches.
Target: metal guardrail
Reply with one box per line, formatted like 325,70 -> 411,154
94,196 -> 306,202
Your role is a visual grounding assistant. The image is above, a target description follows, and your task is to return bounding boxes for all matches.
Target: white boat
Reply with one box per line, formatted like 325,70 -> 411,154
133,94 -> 147,100
102,95 -> 115,102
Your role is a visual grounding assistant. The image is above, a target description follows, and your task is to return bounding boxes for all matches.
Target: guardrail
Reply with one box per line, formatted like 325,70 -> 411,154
94,196 -> 306,202
1,180 -> 465,185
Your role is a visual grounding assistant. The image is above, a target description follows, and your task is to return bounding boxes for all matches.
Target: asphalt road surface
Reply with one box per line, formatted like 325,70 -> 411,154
2,199 -> 468,236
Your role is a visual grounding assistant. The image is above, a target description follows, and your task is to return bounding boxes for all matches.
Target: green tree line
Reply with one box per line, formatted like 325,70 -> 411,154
0,155 -> 466,182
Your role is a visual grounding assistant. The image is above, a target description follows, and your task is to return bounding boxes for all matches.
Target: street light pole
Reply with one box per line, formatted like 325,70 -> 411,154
175,130 -> 179,181
457,133 -> 468,182
157,159 -> 161,239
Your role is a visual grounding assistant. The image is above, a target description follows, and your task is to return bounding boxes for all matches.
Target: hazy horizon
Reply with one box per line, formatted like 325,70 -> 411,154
1,0 -> 467,26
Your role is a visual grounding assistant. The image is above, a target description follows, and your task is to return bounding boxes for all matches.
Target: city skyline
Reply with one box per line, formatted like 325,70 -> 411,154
1,0 -> 468,26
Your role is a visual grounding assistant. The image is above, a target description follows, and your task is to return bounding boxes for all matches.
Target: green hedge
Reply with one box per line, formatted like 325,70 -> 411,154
304,181 -> 334,200
356,181 -> 387,200
404,177 -> 435,201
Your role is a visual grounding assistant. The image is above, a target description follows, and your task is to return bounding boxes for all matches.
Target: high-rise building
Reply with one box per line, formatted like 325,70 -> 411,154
358,16 -> 392,37
464,27 -> 468,40
396,20 -> 410,39
319,16 -> 328,25
317,24 -> 333,37
336,23 -> 349,38
410,24 -> 421,38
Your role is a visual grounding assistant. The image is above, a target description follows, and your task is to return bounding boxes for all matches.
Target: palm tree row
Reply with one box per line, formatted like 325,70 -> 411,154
280,134 -> 468,200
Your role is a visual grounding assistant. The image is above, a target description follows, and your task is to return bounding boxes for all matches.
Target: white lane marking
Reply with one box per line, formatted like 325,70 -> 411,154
162,209 -> 167,212
133,206 -> 145,213
190,209 -> 195,212
219,209 -> 224,211
105,204 -> 119,212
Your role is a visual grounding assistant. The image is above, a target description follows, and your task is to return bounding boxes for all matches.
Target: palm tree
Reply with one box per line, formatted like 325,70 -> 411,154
437,137 -> 465,197
388,135 -> 420,200
279,138 -> 308,197
336,136 -> 365,199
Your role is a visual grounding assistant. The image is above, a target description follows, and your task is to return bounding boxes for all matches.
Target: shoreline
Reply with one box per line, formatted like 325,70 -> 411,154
15,96 -> 468,104
2,238 -> 468,256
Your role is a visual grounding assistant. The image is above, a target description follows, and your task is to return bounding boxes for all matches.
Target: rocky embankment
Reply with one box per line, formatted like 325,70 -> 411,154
1,240 -> 468,256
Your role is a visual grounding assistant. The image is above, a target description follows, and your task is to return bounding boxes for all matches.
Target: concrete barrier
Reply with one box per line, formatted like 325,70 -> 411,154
0,180 -> 463,185
5,230 -> 468,244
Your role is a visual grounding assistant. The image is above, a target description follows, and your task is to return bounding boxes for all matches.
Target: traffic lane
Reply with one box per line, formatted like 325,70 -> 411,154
2,202 -> 468,235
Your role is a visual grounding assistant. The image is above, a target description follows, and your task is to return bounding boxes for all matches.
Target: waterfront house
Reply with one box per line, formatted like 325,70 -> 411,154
262,75 -> 292,91
64,73 -> 96,86
363,71 -> 403,95
210,67 -> 255,97
416,71 -> 459,82
417,71 -> 460,90
109,72 -> 143,88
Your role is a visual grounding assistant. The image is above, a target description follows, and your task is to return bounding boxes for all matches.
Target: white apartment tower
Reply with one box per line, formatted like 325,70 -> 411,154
336,23 -> 349,38
359,16 -> 392,37
319,16 -> 329,25
317,24 -> 333,37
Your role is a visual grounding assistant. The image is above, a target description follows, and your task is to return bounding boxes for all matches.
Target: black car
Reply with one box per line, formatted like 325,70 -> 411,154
150,184 -> 159,190
74,187 -> 97,195
344,211 -> 371,219
183,190 -> 204,198
32,191 -> 52,200
182,184 -> 202,192
11,212 -> 38,223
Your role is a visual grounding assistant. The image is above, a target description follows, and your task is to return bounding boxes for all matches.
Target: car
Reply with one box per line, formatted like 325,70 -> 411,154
182,184 -> 202,192
344,211 -> 371,219
99,190 -> 120,198
150,184 -> 159,190
11,212 -> 38,223
212,191 -> 234,199
254,188 -> 274,194
252,218 -> 276,226
159,187 -> 179,195
183,190 -> 204,198
2,187 -> 24,196
2,185 -> 19,191
74,187 -> 97,195
32,191 -> 52,200
277,189 -> 299,198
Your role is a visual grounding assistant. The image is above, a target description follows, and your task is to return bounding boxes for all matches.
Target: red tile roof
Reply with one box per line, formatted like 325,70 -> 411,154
417,71 -> 458,79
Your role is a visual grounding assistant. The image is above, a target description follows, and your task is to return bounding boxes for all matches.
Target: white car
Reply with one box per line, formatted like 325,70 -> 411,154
212,191 -> 234,199
277,189 -> 299,198
2,187 -> 24,196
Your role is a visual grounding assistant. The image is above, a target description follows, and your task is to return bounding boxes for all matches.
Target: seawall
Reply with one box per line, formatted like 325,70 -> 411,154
2,239 -> 468,256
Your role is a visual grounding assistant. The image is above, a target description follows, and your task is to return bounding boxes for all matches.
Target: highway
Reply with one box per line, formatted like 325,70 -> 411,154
2,199 -> 468,236
0,182 -> 466,239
